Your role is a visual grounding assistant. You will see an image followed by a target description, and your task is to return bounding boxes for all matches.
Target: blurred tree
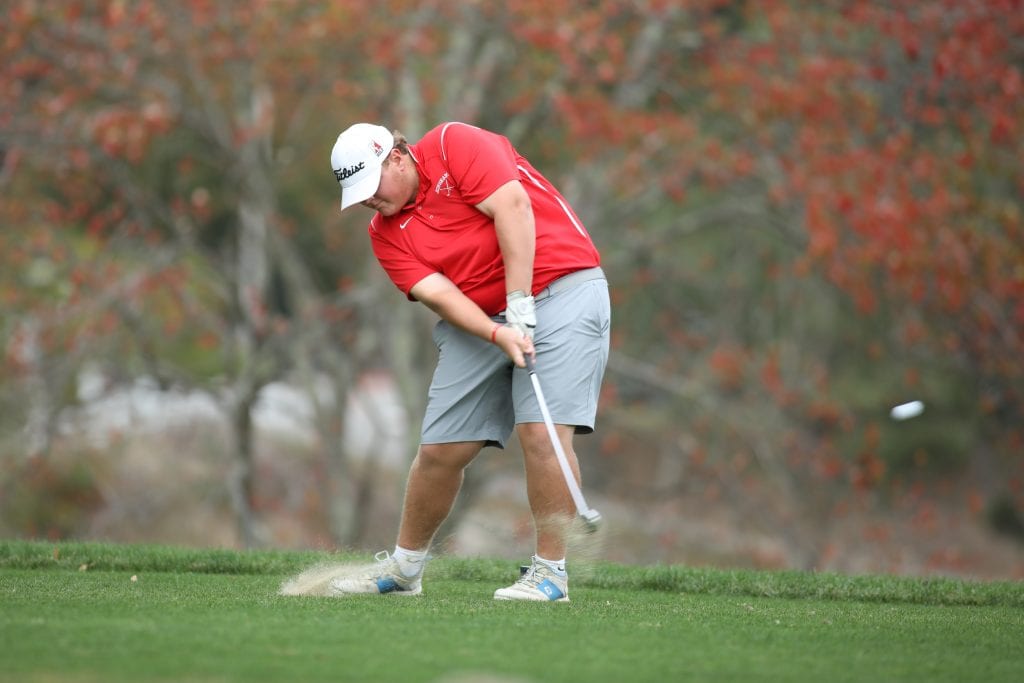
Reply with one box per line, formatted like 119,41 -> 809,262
1,0 -> 1020,566
692,0 -> 1024,555
0,1 -> 398,546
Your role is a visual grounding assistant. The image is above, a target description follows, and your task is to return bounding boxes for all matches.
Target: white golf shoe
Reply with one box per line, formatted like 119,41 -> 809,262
493,557 -> 569,603
327,551 -> 423,597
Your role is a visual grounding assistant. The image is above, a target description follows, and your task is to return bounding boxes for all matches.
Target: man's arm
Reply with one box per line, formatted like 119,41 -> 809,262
475,180 -> 534,296
410,272 -> 533,367
476,179 -> 537,338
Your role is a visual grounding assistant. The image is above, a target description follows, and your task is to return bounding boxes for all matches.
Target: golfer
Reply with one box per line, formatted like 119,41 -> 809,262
328,122 -> 610,602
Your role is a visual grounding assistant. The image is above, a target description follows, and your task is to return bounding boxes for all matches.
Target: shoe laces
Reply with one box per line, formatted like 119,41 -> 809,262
345,550 -> 398,580
362,549 -> 429,578
516,562 -> 553,589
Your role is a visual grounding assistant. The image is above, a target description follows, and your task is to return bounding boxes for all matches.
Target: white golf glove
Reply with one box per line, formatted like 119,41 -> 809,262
504,290 -> 536,339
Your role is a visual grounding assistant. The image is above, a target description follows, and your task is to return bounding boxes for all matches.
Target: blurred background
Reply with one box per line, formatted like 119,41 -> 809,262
2,0 -> 1022,579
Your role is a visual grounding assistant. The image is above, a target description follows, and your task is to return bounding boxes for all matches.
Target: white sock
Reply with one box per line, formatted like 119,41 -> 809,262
393,545 -> 428,578
534,555 -> 567,576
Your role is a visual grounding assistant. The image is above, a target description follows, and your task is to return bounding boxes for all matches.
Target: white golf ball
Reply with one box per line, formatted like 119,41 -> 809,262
890,400 -> 924,420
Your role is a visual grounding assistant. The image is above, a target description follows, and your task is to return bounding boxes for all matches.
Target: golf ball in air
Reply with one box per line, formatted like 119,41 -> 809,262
890,400 -> 924,420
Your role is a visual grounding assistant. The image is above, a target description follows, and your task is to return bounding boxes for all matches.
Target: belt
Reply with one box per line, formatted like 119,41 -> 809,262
534,267 -> 605,302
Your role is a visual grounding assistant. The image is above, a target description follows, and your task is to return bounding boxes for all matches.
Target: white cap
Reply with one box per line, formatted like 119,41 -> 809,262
330,123 -> 395,211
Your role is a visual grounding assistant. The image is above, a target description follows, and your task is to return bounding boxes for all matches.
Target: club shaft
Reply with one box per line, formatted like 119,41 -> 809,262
526,364 -> 594,518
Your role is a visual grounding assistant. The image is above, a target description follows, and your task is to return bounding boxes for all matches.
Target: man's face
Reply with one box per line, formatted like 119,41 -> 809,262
361,150 -> 415,216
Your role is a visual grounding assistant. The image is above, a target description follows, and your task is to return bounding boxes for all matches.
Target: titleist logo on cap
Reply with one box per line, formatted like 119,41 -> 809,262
333,162 -> 365,182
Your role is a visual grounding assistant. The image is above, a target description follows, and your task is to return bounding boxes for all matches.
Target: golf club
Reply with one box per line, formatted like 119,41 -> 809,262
524,354 -> 602,533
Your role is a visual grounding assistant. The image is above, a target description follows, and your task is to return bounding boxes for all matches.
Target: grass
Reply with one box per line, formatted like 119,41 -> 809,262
2,540 -> 1023,683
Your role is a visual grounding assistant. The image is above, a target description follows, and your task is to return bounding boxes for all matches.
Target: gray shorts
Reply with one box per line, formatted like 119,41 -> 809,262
421,268 -> 611,448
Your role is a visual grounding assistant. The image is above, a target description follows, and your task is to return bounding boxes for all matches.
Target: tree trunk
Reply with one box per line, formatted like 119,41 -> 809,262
226,388 -> 258,548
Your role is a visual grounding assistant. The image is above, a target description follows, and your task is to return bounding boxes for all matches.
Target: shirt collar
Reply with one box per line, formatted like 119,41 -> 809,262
405,143 -> 429,208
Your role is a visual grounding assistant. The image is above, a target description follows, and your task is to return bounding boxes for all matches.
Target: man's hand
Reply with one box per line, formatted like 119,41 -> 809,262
504,290 -> 536,339
492,323 -> 534,368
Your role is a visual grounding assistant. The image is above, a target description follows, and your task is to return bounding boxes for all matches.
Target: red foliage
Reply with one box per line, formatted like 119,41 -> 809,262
2,1 -> 1020,537
708,344 -> 746,391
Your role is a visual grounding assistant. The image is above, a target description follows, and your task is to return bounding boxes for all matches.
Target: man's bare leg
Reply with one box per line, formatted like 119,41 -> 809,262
396,440 -> 484,551
517,422 -> 579,560
327,441 -> 483,596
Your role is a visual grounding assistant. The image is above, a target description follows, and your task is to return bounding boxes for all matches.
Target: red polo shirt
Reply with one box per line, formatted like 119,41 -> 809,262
368,122 -> 601,316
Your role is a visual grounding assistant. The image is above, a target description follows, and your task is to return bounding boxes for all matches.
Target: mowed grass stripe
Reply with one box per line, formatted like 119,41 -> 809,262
3,540 -> 1023,606
2,566 -> 1023,683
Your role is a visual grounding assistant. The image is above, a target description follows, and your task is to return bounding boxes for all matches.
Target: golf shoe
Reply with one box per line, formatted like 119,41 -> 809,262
327,551 -> 422,596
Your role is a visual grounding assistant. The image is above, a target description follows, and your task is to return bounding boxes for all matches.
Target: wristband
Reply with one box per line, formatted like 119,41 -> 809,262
490,323 -> 502,344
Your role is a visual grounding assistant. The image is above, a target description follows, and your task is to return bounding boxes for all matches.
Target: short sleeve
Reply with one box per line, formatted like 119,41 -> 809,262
369,219 -> 436,299
440,124 -> 520,205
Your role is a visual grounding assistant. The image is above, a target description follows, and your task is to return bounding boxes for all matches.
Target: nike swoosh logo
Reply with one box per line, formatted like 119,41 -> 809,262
399,217 -> 412,229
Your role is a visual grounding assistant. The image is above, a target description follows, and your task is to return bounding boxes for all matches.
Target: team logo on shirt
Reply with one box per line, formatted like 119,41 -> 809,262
435,172 -> 454,197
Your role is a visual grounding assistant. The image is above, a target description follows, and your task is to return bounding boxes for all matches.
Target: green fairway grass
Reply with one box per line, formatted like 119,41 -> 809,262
2,541 -> 1022,682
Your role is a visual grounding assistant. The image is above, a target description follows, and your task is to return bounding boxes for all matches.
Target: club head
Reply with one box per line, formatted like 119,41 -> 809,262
580,509 -> 603,534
